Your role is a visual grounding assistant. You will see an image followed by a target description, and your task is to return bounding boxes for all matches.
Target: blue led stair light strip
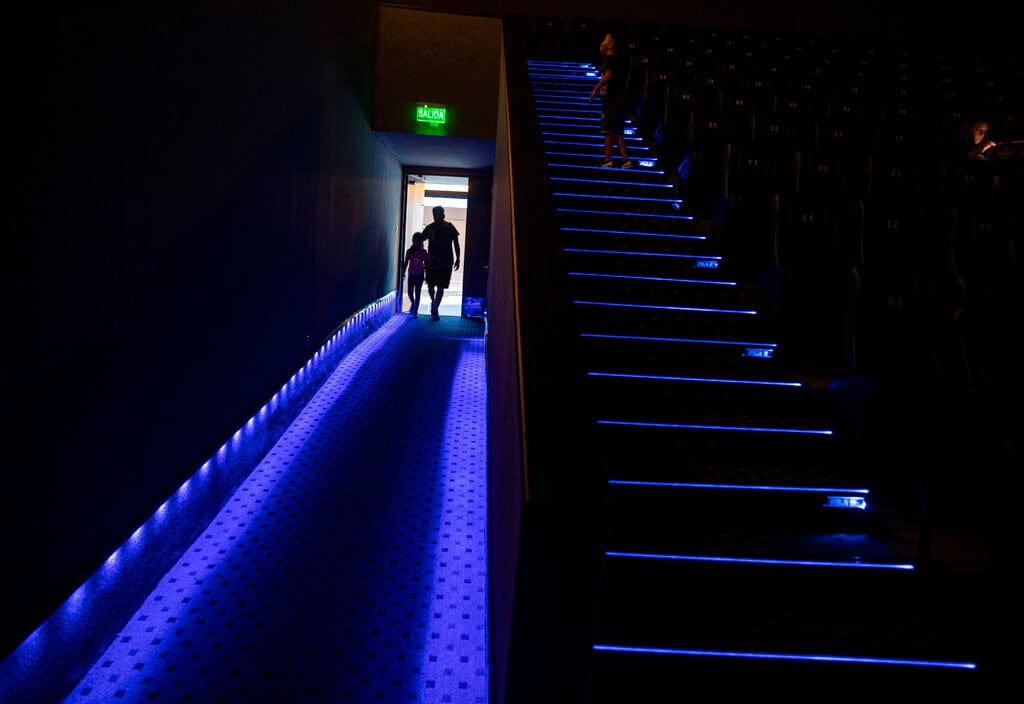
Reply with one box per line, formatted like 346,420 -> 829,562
565,249 -> 713,260
597,419 -> 833,435
536,113 -> 602,123
558,213 -> 691,227
547,160 -> 664,173
588,371 -> 798,386
574,301 -> 757,316
528,74 -> 595,82
561,226 -> 703,239
539,118 -> 601,126
552,176 -> 674,190
540,128 -> 602,136
534,94 -> 596,102
570,272 -> 732,285
557,208 -> 692,220
531,84 -> 594,91
604,551 -> 912,570
553,193 -> 683,208
545,149 -> 653,159
561,227 -> 704,240
533,97 -> 595,106
530,83 -> 590,90
533,98 -> 599,105
542,133 -> 646,143
591,645 -> 976,670
542,128 -> 602,135
580,332 -> 775,348
527,73 -> 595,80
530,94 -> 594,100
608,480 -> 866,493
526,60 -> 592,66
536,109 -> 602,118
532,101 -> 598,108
528,73 -> 593,79
543,138 -> 647,149
533,105 -> 593,112
607,479 -> 868,510
532,94 -> 596,101
527,74 -> 596,81
526,59 -> 594,67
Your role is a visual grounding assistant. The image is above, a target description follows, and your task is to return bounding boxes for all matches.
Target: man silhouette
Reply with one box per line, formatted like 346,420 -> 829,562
421,205 -> 461,321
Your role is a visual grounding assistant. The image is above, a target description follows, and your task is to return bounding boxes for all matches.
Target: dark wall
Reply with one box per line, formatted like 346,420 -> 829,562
374,6 -> 502,139
6,0 -> 401,658
391,0 -> 1023,48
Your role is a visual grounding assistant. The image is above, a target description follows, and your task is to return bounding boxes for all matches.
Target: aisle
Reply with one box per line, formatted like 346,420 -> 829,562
63,314 -> 489,704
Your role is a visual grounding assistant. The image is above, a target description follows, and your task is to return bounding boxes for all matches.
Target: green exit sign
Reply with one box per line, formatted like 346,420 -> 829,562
416,104 -> 447,125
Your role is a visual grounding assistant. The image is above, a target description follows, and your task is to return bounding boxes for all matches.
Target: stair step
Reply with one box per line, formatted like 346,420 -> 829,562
557,205 -> 692,233
566,272 -> 755,309
589,560 -> 991,701
553,191 -> 684,216
548,172 -> 673,197
592,421 -> 847,480
523,48 -> 1001,704
569,298 -> 766,340
546,160 -> 667,181
575,330 -> 783,378
604,481 -> 877,548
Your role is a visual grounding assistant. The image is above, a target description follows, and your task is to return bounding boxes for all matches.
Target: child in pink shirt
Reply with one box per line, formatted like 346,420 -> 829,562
402,232 -> 430,317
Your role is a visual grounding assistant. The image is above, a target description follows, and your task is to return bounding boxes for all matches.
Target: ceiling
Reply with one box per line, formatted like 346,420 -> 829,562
375,132 -> 497,171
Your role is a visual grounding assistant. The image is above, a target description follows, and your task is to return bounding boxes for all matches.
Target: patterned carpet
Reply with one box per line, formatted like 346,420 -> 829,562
62,314 -> 489,704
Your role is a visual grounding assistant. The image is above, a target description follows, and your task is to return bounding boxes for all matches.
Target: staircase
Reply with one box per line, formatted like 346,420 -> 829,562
524,57 -> 998,702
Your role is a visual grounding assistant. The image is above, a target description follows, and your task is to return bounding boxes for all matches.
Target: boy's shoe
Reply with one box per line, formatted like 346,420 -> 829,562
431,313 -> 441,321
601,159 -> 614,168
621,160 -> 634,169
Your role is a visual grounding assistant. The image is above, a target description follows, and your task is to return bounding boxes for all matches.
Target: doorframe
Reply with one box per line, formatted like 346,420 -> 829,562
399,166 -> 492,319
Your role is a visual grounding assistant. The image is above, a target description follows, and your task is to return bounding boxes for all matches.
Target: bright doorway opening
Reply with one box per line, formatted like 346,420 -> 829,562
404,174 -> 468,317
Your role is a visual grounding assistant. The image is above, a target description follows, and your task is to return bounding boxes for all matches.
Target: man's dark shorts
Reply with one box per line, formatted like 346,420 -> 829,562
426,259 -> 453,288
601,93 -> 628,137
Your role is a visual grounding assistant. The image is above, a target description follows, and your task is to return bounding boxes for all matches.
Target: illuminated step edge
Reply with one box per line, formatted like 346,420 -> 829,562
591,644 -> 976,670
570,271 -> 732,283
579,332 -> 776,348
587,371 -> 798,387
574,301 -> 757,315
607,479 -> 866,494
604,551 -> 911,570
608,478 -> 871,511
597,420 -> 833,435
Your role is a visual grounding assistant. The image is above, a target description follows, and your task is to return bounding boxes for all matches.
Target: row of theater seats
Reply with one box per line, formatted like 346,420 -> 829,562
512,14 -> 1022,392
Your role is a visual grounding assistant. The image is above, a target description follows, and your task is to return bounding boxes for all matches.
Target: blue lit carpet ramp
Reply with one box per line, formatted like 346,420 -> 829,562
526,58 -> 998,700
60,315 -> 489,704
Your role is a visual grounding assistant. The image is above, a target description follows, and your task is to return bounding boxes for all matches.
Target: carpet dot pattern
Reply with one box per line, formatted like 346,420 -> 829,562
64,314 -> 489,703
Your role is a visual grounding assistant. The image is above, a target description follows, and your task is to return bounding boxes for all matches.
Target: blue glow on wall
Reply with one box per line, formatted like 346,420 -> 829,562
0,293 -> 398,704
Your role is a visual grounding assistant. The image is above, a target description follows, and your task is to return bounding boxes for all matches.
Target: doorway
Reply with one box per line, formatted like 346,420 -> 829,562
404,173 -> 468,317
